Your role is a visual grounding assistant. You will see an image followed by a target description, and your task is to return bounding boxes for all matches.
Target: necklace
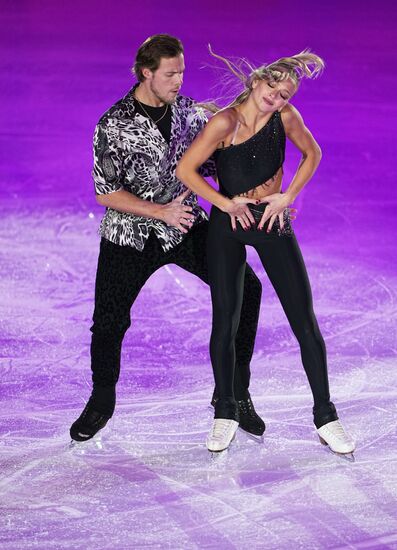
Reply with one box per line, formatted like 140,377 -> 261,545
134,95 -> 169,124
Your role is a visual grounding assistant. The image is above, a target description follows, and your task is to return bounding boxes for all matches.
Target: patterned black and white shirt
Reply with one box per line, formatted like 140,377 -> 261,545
92,85 -> 216,251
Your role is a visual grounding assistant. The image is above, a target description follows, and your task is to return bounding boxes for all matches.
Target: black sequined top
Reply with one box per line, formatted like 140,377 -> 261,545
214,111 -> 286,197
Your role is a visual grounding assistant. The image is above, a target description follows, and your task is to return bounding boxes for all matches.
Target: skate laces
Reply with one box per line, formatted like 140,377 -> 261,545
325,420 -> 351,442
210,419 -> 234,440
238,398 -> 256,417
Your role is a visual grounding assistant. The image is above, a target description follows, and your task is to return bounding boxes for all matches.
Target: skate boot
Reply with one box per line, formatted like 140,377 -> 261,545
70,399 -> 111,442
206,418 -> 239,452
237,397 -> 266,437
316,420 -> 355,458
211,392 -> 265,437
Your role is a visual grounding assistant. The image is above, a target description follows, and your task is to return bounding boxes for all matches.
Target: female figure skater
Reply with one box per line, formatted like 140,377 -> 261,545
176,50 -> 355,455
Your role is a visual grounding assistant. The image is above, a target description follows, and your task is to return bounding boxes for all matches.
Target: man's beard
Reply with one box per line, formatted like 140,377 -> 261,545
150,81 -> 178,105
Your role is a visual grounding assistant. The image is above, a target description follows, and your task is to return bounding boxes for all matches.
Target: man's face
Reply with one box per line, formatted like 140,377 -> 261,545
144,54 -> 185,104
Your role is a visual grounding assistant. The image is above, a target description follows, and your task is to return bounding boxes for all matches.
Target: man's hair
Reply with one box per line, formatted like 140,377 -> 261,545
133,34 -> 184,82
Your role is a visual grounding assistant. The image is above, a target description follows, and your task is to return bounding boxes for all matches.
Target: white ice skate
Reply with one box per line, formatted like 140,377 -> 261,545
206,418 -> 239,452
316,420 -> 355,460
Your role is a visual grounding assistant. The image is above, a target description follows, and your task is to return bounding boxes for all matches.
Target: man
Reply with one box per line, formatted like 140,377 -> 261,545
70,34 -> 264,443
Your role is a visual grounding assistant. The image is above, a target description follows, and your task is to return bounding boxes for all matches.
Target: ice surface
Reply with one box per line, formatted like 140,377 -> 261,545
1,204 -> 396,549
1,0 -> 397,548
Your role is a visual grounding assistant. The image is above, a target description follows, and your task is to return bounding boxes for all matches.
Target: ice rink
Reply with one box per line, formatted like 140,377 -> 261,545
1,1 -> 396,548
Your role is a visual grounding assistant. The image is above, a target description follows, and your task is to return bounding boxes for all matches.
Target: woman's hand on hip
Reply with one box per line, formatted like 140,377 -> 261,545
224,196 -> 257,231
257,193 -> 295,232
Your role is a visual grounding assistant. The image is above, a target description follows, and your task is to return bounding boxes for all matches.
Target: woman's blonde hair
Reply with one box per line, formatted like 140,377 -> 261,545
202,46 -> 324,113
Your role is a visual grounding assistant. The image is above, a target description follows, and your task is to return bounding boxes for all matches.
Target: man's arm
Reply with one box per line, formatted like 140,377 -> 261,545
97,189 -> 194,234
96,188 -> 163,218
92,121 -> 195,234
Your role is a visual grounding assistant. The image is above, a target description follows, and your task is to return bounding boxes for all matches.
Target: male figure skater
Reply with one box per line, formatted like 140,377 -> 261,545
70,34 -> 264,442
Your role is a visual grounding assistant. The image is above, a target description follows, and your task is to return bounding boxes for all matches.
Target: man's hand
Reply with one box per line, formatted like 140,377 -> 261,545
158,189 -> 196,234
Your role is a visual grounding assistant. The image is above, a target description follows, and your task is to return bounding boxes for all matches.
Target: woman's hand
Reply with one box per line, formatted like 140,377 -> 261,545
224,196 -> 257,231
257,193 -> 294,232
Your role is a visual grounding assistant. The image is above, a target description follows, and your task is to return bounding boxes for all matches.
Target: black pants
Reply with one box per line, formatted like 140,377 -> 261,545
89,221 -> 262,416
207,205 -> 338,429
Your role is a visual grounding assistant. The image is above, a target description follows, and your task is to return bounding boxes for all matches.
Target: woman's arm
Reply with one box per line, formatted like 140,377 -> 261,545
282,104 -> 322,202
257,104 -> 322,231
176,113 -> 256,229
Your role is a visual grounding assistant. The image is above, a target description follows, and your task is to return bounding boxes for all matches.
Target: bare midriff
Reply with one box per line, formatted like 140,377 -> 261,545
236,167 -> 283,200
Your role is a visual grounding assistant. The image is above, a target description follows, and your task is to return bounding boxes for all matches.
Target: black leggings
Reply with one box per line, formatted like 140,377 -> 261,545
207,205 -> 338,429
89,221 -> 262,416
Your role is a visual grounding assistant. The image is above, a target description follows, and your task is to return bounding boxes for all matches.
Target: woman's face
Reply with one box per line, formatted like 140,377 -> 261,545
251,76 -> 297,113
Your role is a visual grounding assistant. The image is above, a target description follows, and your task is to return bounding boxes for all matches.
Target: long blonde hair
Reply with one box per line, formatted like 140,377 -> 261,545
202,46 -> 324,113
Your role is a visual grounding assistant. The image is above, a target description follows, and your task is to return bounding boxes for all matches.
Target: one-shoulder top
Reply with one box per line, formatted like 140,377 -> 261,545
214,111 -> 286,198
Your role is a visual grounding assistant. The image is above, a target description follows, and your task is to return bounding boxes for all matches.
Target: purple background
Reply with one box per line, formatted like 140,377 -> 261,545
3,0 -> 396,266
1,1 -> 396,548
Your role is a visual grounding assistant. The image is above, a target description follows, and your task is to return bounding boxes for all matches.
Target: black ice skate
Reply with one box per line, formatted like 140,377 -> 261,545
237,397 -> 266,437
211,392 -> 266,438
70,400 -> 111,442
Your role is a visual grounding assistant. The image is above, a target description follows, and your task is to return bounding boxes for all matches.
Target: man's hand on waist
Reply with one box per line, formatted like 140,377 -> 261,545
156,189 -> 196,234
96,189 -> 196,233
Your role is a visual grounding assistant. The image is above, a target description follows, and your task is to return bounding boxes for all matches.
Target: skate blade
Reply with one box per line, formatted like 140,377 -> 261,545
318,436 -> 355,462
69,434 -> 104,451
239,428 -> 265,444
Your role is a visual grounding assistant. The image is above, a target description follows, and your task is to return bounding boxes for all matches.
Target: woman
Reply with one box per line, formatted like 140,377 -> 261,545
176,50 -> 355,456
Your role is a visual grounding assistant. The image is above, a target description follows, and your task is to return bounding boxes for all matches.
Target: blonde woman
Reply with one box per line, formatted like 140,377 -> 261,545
176,50 -> 355,456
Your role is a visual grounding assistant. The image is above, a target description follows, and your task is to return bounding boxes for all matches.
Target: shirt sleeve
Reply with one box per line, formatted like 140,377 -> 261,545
92,120 -> 124,195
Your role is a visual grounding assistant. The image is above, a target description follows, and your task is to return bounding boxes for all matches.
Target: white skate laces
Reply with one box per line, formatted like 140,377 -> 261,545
206,418 -> 239,452
316,419 -> 355,455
